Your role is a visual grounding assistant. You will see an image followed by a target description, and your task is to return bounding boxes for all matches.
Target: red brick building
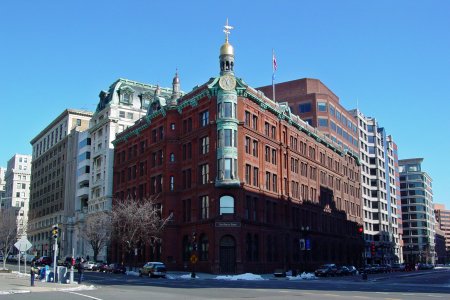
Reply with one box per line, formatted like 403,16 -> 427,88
111,25 -> 363,274
258,78 -> 359,153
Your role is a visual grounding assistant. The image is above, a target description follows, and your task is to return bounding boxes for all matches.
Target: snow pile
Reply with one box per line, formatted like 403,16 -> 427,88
0,290 -> 31,295
179,273 -> 199,279
126,271 -> 140,276
288,272 -> 317,280
215,273 -> 265,281
12,271 -> 30,277
61,285 -> 96,292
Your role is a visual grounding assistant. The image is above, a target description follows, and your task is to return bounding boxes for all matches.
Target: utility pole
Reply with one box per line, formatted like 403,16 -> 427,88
52,224 -> 59,283
70,247 -> 74,284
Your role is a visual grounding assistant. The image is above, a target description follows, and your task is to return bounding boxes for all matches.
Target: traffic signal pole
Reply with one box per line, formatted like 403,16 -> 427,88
53,238 -> 58,283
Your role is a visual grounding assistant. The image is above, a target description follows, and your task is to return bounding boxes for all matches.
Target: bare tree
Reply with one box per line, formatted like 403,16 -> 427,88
111,196 -> 171,269
0,211 -> 18,270
82,211 -> 112,262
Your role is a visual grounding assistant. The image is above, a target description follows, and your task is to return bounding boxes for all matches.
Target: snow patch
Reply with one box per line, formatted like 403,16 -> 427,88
0,290 -> 31,295
179,274 -> 199,279
215,273 -> 265,281
126,271 -> 140,276
288,272 -> 317,280
60,285 -> 96,292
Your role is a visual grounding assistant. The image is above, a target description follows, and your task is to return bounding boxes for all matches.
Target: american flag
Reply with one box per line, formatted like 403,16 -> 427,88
272,50 -> 277,72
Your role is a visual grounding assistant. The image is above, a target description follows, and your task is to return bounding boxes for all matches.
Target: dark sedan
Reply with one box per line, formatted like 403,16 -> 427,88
107,263 -> 126,274
314,264 -> 337,277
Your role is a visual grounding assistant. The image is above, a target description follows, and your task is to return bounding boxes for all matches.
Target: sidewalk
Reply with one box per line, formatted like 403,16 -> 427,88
0,272 -> 94,295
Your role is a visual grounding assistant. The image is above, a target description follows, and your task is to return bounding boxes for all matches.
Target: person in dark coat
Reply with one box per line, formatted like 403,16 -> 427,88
30,261 -> 38,286
77,259 -> 85,284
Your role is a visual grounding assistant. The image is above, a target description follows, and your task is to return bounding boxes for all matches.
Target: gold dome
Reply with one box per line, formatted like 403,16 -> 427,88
220,41 -> 234,56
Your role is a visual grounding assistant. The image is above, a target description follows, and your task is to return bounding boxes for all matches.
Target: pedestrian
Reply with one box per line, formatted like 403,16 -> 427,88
30,261 -> 38,286
77,259 -> 85,284
86,255 -> 90,261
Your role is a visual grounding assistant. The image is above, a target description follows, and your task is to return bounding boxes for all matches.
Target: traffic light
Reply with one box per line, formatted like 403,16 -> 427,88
357,225 -> 364,235
370,242 -> 376,257
52,224 -> 59,239
192,232 -> 197,251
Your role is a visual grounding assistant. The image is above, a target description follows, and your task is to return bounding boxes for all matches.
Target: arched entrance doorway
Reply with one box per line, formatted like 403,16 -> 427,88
219,235 -> 236,273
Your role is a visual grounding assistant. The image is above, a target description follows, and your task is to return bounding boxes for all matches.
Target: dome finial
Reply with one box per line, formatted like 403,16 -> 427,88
223,18 -> 234,43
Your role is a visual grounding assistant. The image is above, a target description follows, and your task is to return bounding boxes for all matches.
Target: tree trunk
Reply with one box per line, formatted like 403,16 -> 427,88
93,248 -> 98,262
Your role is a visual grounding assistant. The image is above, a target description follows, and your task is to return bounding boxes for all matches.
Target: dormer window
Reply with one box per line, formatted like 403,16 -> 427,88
119,86 -> 135,105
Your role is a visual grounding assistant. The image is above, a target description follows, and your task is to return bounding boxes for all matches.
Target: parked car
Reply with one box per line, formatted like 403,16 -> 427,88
7,254 -> 19,262
35,256 -> 52,266
82,261 -> 96,270
380,264 -> 392,273
314,264 -> 337,277
391,263 -> 406,271
139,262 -> 167,278
107,263 -> 126,274
335,266 -> 350,276
346,265 -> 358,275
92,262 -> 108,272
417,263 -> 434,270
20,254 -> 36,263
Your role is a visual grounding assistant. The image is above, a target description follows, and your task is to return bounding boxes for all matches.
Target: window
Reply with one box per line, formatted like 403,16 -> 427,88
299,103 -> 312,113
253,167 -> 259,186
199,235 -> 209,261
265,172 -> 271,191
245,164 -> 251,184
318,118 -> 328,127
170,123 -> 175,130
317,101 -> 327,112
200,136 -> 209,154
252,115 -> 258,130
119,111 -> 125,118
200,110 -> 209,127
252,140 -> 258,157
199,164 -> 209,184
329,105 -> 335,117
76,119 -> 81,126
200,196 -> 209,219
170,153 -> 175,162
245,111 -> 251,126
219,195 -> 234,214
170,176 -> 175,191
223,102 -> 233,118
218,158 -> 237,180
182,199 -> 191,222
245,137 -> 251,154
127,112 -> 134,119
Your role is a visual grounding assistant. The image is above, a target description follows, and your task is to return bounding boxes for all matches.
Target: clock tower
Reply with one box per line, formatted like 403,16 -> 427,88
216,19 -> 240,187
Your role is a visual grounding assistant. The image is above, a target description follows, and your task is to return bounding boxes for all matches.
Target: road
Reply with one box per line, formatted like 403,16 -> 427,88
1,263 -> 449,300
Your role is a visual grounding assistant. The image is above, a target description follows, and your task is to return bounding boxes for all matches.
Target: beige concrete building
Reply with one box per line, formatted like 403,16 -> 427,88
28,109 -> 92,257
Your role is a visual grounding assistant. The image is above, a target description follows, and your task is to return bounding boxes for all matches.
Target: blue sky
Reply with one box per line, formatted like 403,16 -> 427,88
1,0 -> 449,207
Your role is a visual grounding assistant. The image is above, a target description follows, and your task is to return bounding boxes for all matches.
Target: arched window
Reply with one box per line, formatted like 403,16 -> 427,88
219,195 -> 234,215
199,234 -> 209,261
170,153 -> 175,162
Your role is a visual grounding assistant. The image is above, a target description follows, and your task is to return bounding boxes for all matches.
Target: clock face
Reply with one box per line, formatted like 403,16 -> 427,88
219,75 -> 236,91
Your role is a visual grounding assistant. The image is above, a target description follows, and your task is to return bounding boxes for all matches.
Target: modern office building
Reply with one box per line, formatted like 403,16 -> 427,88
434,203 -> 450,261
111,23 -> 363,274
349,109 -> 401,264
0,167 -> 6,210
2,154 -> 32,236
28,109 -> 92,257
258,78 -> 359,154
399,158 -> 435,264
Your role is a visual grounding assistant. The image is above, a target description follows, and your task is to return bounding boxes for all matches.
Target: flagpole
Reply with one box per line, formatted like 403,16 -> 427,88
272,49 -> 276,102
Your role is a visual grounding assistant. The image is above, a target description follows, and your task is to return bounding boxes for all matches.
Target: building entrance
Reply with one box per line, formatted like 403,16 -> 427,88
219,235 -> 236,273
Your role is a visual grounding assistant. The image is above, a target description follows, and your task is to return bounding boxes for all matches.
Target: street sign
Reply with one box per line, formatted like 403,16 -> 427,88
14,237 -> 32,252
190,254 -> 198,264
